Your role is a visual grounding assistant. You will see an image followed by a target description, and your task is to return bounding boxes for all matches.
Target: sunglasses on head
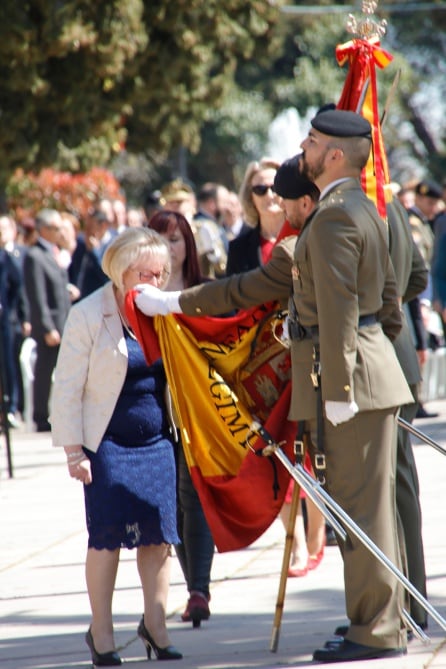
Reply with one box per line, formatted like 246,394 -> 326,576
251,184 -> 276,196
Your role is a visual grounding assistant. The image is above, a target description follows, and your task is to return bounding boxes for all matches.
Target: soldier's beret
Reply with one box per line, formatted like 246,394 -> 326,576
274,154 -> 320,200
311,109 -> 372,139
415,180 -> 443,199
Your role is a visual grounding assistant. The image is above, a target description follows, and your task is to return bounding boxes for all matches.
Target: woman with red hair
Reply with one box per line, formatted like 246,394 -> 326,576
148,210 -> 214,628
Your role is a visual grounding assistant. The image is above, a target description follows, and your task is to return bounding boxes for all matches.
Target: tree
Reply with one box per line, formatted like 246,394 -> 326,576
1,1 -> 444,207
123,1 -> 280,155
267,1 -> 446,183
0,1 -> 147,194
383,1 -> 446,181
0,0 -> 281,208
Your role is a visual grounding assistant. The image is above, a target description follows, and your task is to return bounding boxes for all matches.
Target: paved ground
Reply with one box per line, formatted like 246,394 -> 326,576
1,400 -> 446,669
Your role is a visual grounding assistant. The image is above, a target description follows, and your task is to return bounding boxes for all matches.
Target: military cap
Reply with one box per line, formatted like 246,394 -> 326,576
415,180 -> 443,200
160,178 -> 194,205
311,109 -> 372,139
274,154 -> 320,200
316,102 -> 336,115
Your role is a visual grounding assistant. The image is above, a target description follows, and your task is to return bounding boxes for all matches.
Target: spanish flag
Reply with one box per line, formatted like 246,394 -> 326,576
126,296 -> 296,552
335,36 -> 393,219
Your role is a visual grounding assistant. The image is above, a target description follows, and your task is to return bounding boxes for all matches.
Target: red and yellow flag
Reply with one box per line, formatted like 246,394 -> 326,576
126,296 -> 296,552
336,36 -> 393,219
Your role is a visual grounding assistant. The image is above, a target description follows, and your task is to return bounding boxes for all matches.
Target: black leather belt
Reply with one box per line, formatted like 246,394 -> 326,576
288,320 -> 312,341
358,313 -> 377,327
289,314 -> 377,341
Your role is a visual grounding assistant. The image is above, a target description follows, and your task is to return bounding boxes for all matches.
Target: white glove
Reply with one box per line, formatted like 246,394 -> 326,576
134,284 -> 182,316
325,400 -> 359,426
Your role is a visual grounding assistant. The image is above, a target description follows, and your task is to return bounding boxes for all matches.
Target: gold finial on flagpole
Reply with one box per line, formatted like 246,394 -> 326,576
346,1 -> 387,40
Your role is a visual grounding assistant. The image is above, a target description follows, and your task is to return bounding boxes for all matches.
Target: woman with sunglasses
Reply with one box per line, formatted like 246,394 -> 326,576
226,158 -> 284,276
50,228 -> 182,665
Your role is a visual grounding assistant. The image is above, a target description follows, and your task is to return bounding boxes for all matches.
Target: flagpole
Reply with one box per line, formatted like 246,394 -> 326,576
270,472 -> 301,652
249,422 -> 446,644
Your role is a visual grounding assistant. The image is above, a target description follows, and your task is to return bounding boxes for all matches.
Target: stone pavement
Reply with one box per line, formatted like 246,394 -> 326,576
1,401 -> 446,669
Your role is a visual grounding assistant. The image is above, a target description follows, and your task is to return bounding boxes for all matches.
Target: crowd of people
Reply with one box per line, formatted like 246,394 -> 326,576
1,109 -> 446,664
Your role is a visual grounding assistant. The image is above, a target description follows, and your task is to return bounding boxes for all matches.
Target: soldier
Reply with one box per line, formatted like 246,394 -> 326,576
407,180 -> 443,267
387,196 -> 429,632
134,111 -> 415,662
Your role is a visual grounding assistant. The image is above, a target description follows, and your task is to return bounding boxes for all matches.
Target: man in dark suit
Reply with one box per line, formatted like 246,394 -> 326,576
23,209 -> 71,431
134,111 -> 415,662
75,209 -> 116,299
0,215 -> 30,426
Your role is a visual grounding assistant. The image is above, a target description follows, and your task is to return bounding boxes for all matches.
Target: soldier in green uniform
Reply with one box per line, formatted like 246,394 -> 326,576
134,111 -> 415,662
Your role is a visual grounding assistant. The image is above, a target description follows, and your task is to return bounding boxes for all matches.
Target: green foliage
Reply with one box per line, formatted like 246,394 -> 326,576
0,0 -> 444,203
187,87 -> 274,190
0,0 -> 281,197
0,0 -> 146,189
383,1 -> 446,180
123,0 -> 280,155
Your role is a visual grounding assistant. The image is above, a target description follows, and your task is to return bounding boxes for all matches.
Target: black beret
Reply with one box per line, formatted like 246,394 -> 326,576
316,102 -> 336,115
274,154 -> 320,200
415,180 -> 442,199
311,109 -> 372,139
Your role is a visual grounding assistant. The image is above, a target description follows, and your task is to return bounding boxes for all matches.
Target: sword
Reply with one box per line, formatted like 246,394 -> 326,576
248,422 -> 446,651
398,416 -> 446,456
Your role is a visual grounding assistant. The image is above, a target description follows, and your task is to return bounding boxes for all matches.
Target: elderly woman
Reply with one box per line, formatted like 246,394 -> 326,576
51,228 -> 182,666
225,157 -> 284,275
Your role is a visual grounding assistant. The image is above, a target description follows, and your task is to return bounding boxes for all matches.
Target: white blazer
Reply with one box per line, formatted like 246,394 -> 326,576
50,282 -> 128,452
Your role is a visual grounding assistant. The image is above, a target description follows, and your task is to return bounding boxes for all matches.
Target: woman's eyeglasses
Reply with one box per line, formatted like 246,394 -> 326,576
137,269 -> 170,283
251,184 -> 276,196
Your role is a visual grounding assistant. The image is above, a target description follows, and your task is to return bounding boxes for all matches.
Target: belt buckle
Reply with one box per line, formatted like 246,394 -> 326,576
313,453 -> 326,484
293,439 -> 305,462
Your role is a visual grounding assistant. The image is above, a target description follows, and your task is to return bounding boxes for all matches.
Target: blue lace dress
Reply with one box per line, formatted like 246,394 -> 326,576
83,329 -> 179,549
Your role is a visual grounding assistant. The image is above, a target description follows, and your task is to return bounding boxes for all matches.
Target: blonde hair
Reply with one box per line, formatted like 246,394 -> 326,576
238,157 -> 281,227
101,227 -> 170,292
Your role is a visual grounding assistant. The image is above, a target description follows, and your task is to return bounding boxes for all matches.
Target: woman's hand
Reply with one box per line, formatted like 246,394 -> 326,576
64,446 -> 93,485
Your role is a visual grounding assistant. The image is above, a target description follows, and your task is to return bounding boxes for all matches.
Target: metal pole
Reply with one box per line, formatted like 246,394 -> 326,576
269,448 -> 432,648
248,421 -> 446,641
289,458 -> 446,632
398,416 -> 446,457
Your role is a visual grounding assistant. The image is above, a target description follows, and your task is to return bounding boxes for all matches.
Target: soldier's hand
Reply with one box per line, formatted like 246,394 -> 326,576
134,284 -> 182,316
325,401 -> 358,426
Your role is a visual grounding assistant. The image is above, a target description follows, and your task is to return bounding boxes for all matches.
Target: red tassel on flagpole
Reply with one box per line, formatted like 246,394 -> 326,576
334,3 -> 394,220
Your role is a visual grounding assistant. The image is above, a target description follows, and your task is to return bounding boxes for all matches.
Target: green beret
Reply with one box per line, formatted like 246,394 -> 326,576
274,155 -> 320,200
311,109 -> 372,139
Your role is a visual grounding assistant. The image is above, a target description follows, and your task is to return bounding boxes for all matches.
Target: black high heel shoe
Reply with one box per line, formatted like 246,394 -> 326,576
137,616 -> 183,661
85,627 -> 122,666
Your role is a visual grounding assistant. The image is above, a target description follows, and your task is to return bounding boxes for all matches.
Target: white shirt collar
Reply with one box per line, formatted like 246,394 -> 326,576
319,177 -> 351,201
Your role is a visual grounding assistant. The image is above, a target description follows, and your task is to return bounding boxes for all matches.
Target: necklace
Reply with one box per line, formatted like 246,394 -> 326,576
116,302 -> 137,340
